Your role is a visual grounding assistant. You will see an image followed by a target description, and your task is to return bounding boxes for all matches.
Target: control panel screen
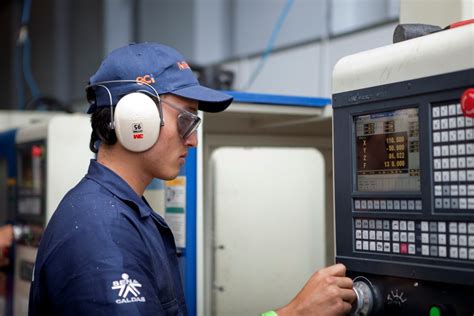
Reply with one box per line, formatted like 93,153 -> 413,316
356,108 -> 420,191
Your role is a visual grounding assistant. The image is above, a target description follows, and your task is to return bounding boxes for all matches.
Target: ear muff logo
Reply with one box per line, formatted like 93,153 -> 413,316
132,122 -> 144,139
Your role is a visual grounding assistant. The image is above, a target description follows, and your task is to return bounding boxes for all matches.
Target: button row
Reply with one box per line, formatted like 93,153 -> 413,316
421,245 -> 474,260
354,199 -> 422,211
421,221 -> 474,233
434,185 -> 474,196
356,230 -> 416,242
433,144 -> 474,157
433,170 -> 474,182
355,240 -> 416,254
432,104 -> 464,118
433,117 -> 474,130
433,129 -> 474,143
433,157 -> 474,170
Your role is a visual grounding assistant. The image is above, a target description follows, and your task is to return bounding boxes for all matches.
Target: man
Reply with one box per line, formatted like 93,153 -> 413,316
29,43 -> 355,315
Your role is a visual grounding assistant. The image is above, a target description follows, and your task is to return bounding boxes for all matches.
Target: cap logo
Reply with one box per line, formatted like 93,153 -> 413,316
177,61 -> 190,70
136,74 -> 155,85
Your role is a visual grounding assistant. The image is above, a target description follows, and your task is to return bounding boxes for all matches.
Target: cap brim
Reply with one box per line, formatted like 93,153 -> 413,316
171,85 -> 233,113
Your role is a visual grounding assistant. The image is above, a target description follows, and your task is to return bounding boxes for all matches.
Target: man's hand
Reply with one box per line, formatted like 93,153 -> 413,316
0,225 -> 13,248
276,263 -> 356,316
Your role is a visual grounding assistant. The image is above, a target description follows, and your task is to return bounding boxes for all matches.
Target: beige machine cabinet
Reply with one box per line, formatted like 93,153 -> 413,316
199,93 -> 333,316
13,114 -> 93,316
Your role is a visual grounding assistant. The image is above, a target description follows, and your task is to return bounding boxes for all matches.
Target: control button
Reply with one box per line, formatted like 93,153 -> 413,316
469,198 -> 474,209
434,172 -> 442,183
458,143 -> 466,155
459,158 -> 467,169
422,233 -> 429,243
362,230 -> 369,240
449,235 -> 458,245
408,244 -> 416,254
450,157 -> 458,169
430,234 -> 438,244
438,222 -> 446,233
367,200 -> 374,210
459,235 -> 467,246
460,247 -> 468,259
457,116 -> 465,128
460,185 -> 467,196
430,222 -> 438,232
392,232 -> 400,242
421,221 -> 429,232
438,234 -> 446,245
442,158 -> 450,169
459,223 -> 467,234
369,230 -> 376,240
415,200 -> 422,210
399,221 -> 407,230
361,200 -> 367,209
373,200 -> 380,209
362,220 -> 369,229
363,241 -> 369,250
442,145 -> 449,156
457,103 -> 463,115
380,201 -> 386,210
400,200 -> 408,210
384,231 -> 391,241
376,242 -> 383,252
356,230 -> 362,239
433,132 -> 441,143
443,199 -> 451,209
467,128 -> 474,140
450,171 -> 458,182
469,248 -> 474,260
449,222 -> 458,233
469,223 -> 474,234
469,185 -> 474,196
408,232 -> 415,243
370,241 -> 376,251
392,220 -> 399,230
433,146 -> 441,157
467,144 -> 474,155
355,200 -> 361,210
394,200 -> 400,210
430,246 -> 438,256
449,117 -> 457,128
392,243 -> 400,253
468,117 -> 474,127
400,243 -> 408,254
383,242 -> 390,252
400,232 -> 408,242
376,220 -> 383,230
433,119 -> 441,130
422,245 -> 429,256
442,171 -> 450,182
468,157 -> 474,168
408,221 -> 415,231
443,185 -> 450,196
369,220 -> 376,229
387,200 -> 393,210
458,129 -> 466,141
469,236 -> 474,246
461,88 -> 474,117
449,130 -> 457,141
451,185 -> 459,196
451,198 -> 459,209
356,240 -> 362,250
449,104 -> 457,116
460,198 -> 467,209
450,247 -> 459,258
383,220 -> 390,230
433,106 -> 440,118
376,231 -> 383,241
441,105 -> 448,116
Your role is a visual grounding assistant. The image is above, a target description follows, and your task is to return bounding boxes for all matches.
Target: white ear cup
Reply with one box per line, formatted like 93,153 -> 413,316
114,92 -> 161,152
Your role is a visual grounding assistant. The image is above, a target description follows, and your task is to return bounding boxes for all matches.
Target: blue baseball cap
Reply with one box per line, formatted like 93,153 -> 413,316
86,42 -> 233,114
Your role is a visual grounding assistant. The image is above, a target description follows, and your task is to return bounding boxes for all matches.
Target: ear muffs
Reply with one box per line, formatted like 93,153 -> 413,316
114,92 -> 161,152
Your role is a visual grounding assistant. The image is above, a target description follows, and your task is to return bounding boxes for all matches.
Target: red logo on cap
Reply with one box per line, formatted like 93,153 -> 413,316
133,134 -> 143,139
136,74 -> 155,85
177,61 -> 190,70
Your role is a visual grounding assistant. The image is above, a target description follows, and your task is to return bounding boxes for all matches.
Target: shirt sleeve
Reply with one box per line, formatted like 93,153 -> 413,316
39,214 -> 177,316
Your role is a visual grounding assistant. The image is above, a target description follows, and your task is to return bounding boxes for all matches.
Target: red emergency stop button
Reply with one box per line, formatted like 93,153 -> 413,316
461,88 -> 474,117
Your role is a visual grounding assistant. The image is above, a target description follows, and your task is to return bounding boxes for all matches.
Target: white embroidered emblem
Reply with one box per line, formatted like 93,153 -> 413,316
111,273 -> 146,304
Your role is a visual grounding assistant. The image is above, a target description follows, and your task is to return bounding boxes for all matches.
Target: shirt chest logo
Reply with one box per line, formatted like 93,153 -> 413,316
111,273 -> 146,304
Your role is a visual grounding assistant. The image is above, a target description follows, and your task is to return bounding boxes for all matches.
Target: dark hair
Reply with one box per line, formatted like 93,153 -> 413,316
89,107 -> 117,153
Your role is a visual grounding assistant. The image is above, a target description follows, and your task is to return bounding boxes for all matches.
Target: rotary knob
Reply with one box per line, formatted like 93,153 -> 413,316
351,278 -> 375,316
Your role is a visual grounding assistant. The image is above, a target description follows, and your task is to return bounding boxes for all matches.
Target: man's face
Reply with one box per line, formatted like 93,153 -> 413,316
141,94 -> 198,180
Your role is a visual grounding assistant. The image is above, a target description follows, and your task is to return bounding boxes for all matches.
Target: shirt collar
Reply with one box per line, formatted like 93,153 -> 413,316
85,159 -> 152,218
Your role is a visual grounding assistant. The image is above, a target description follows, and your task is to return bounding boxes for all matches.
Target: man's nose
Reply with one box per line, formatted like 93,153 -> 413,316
185,131 -> 198,147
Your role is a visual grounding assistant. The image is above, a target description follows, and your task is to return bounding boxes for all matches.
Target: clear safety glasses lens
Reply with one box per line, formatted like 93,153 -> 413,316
177,111 -> 201,139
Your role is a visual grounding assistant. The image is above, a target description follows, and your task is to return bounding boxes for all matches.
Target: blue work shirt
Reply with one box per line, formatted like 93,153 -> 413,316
29,160 -> 187,315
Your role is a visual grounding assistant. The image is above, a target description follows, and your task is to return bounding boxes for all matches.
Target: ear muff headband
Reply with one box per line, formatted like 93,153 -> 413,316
86,80 -> 164,152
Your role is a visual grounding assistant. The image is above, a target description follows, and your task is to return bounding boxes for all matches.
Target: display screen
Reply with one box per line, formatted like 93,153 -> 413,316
356,108 -> 420,191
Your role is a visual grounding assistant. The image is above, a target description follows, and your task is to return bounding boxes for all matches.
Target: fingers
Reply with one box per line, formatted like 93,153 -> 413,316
340,288 -> 357,304
334,276 -> 353,289
320,263 -> 347,277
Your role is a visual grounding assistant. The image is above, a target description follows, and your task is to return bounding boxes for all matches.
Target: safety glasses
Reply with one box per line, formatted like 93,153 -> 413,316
160,99 -> 201,139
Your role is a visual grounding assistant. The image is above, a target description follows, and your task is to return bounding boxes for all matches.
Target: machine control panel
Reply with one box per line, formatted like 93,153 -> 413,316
333,23 -> 474,315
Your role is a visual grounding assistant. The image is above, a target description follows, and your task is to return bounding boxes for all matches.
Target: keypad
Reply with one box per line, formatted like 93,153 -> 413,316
432,103 -> 474,211
355,218 -> 474,261
354,199 -> 422,211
